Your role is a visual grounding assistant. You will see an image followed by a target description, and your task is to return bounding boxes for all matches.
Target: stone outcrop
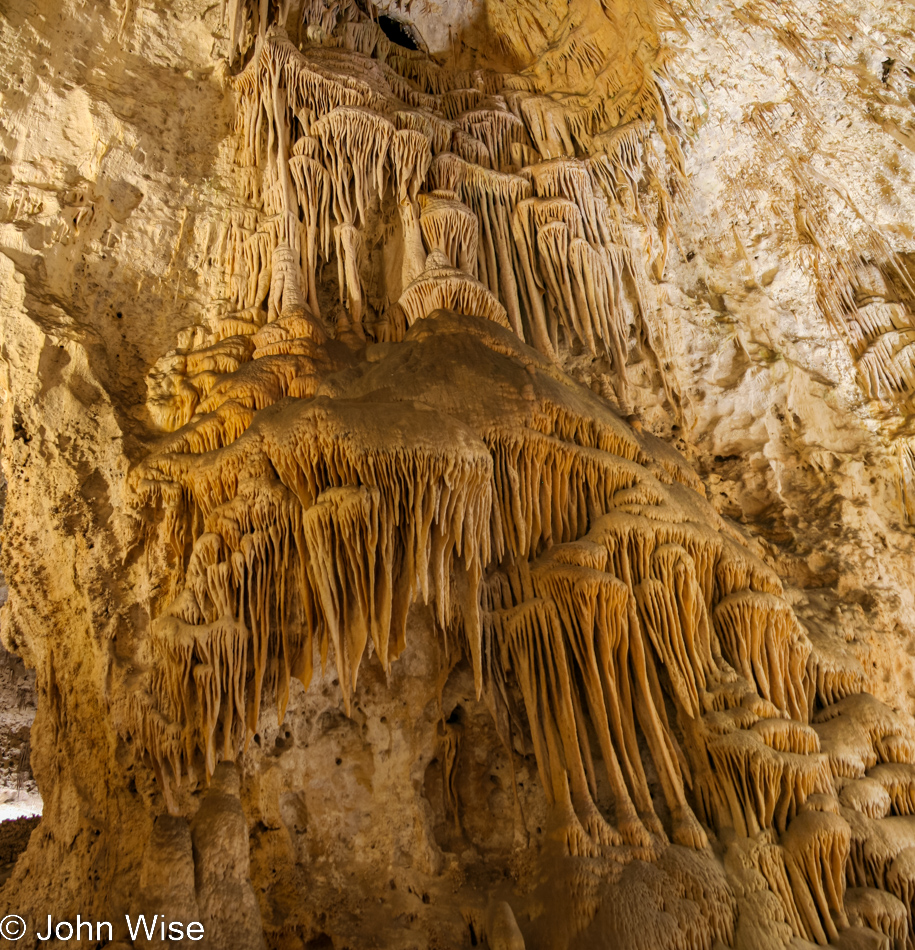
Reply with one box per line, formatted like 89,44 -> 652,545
3,0 -> 915,948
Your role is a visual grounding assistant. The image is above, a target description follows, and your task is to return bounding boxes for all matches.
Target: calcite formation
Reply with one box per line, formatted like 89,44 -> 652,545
4,0 -> 915,948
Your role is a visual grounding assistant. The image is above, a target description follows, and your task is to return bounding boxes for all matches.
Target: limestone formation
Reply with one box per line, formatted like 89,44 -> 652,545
5,0 -> 915,948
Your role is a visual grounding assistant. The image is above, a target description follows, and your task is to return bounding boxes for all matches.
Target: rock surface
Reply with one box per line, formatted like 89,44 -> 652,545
2,1 -> 915,948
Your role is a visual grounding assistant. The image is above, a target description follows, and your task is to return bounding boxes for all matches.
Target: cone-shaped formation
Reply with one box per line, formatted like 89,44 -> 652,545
396,250 -> 510,330
419,193 -> 479,273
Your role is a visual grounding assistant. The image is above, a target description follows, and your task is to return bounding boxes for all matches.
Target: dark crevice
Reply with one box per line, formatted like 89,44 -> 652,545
378,14 -> 420,50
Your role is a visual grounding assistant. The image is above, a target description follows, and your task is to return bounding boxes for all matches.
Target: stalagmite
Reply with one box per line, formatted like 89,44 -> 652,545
483,901 -> 526,950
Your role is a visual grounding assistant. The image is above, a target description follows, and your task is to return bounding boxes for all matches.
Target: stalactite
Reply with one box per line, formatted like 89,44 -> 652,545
387,54 -> 475,97
441,88 -> 483,121
312,105 -> 393,228
886,847 -> 915,947
453,130 -> 493,169
703,727 -> 832,837
493,597 -> 621,853
814,693 -> 915,782
713,591 -> 814,723
428,153 -> 466,194
809,631 -> 868,707
123,14 -> 915,939
524,157 -> 615,249
301,486 -> 396,710
288,153 -> 332,315
268,241 -> 305,320
459,164 -> 532,339
845,887 -> 909,949
419,194 -> 479,273
634,544 -> 720,720
484,428 -> 645,561
340,20 -> 388,59
334,221 -> 367,328
510,92 -> 577,161
509,198 -> 554,357
780,810 -> 851,943
529,556 -> 654,846
867,764 -> 915,816
391,128 -> 431,204
589,121 -> 649,222
396,250 -> 510,330
396,195 -> 427,290
841,778 -> 893,820
394,109 -> 453,155
457,109 -> 525,173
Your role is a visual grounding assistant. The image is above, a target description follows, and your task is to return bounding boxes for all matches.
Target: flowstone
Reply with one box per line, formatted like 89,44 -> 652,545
5,0 -> 915,948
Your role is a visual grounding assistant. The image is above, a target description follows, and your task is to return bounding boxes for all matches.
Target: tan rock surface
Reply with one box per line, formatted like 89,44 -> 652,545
3,1 -> 915,948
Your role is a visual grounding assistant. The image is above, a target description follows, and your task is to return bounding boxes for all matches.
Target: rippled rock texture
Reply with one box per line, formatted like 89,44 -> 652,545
4,1 -> 915,947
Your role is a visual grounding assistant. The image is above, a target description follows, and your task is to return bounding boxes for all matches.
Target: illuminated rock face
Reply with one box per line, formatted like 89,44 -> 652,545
5,1 -> 915,948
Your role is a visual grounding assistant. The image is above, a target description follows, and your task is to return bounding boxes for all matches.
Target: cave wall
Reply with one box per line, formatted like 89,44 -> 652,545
2,1 -> 915,948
